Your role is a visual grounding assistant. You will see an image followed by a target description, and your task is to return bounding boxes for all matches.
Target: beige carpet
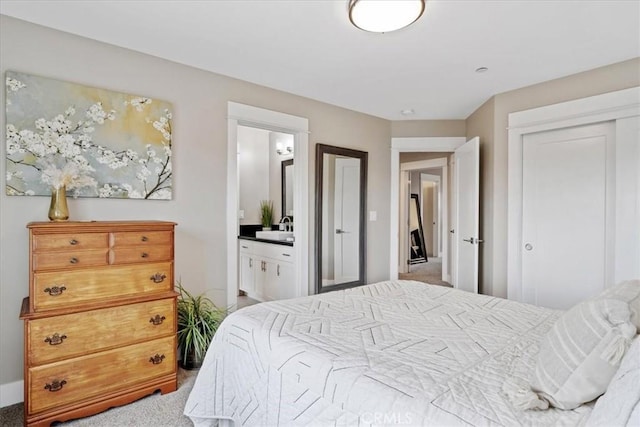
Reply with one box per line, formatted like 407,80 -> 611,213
0,369 -> 197,427
399,257 -> 451,287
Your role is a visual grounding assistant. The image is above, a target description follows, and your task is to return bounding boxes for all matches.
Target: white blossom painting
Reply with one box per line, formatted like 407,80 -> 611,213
5,71 -> 173,199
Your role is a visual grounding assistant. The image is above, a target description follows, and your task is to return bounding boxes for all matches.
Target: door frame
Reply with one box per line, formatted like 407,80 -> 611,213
390,137 -> 466,280
227,102 -> 310,309
420,173 -> 441,257
507,86 -> 640,302
400,161 -> 446,274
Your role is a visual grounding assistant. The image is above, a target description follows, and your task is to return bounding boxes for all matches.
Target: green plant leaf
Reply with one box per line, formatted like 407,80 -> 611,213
175,279 -> 228,363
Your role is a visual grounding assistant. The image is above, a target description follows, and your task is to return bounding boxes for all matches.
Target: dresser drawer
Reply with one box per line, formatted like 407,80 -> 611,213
28,335 -> 176,414
110,245 -> 173,264
33,233 -> 109,251
28,298 -> 175,366
33,249 -> 109,271
111,231 -> 173,247
32,262 -> 173,311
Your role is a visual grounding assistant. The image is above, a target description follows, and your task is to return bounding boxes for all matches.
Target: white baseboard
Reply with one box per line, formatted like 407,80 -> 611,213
0,380 -> 23,407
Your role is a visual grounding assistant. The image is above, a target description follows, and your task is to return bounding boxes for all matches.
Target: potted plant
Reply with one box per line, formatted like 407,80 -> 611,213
260,200 -> 274,230
176,281 -> 227,370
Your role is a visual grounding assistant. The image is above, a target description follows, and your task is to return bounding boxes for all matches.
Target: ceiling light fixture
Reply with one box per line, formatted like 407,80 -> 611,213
400,109 -> 415,116
349,0 -> 426,33
475,67 -> 489,73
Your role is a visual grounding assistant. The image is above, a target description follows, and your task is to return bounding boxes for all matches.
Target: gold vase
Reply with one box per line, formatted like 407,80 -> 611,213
48,185 -> 69,221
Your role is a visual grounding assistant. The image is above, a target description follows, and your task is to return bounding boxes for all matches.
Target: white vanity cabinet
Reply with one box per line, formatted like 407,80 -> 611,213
238,240 -> 295,302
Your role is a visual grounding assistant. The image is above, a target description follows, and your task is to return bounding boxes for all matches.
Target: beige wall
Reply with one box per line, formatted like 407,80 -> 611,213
470,58 -> 640,298
0,16 -> 391,388
392,120 -> 466,137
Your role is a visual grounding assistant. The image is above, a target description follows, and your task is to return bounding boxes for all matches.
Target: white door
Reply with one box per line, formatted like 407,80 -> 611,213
522,122 -> 614,309
334,157 -> 360,282
453,137 -> 480,293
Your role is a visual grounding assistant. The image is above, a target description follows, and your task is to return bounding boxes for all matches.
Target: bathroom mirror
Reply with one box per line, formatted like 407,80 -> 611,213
315,144 -> 367,293
281,159 -> 294,218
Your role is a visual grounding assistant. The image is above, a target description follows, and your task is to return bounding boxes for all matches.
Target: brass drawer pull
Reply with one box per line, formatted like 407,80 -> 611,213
44,379 -> 67,392
69,257 -> 79,264
69,239 -> 79,245
150,273 -> 166,283
44,333 -> 67,346
141,252 -> 149,258
141,236 -> 149,242
44,286 -> 66,296
149,315 -> 166,325
149,354 -> 165,365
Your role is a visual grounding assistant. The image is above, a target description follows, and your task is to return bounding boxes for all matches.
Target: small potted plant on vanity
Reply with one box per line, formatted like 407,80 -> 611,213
176,281 -> 227,370
260,200 -> 274,231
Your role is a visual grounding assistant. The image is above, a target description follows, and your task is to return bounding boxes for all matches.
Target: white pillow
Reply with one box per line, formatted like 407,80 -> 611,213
596,280 -> 640,331
586,336 -> 640,426
506,298 -> 636,411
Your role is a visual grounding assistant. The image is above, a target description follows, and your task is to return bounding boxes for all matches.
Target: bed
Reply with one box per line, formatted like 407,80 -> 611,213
184,280 -> 639,426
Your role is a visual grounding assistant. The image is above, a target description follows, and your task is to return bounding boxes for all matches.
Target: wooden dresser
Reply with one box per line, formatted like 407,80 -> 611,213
20,221 -> 178,427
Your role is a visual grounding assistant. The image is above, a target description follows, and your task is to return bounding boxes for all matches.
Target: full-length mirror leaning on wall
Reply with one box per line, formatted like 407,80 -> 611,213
315,144 -> 368,293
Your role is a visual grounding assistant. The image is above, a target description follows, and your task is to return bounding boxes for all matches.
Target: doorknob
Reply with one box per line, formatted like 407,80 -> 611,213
463,237 -> 484,244
525,243 -> 533,251
336,229 -> 350,234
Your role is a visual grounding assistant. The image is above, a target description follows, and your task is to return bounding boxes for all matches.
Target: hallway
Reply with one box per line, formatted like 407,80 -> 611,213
399,258 -> 451,287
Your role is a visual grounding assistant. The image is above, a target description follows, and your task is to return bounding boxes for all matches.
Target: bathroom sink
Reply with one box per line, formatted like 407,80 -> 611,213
255,230 -> 294,241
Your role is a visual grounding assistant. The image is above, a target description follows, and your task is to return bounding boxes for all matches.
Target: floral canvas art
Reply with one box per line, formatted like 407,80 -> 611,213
5,71 -> 173,199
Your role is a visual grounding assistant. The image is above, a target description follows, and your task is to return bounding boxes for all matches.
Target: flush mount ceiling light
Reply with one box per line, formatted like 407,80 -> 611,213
349,0 -> 425,33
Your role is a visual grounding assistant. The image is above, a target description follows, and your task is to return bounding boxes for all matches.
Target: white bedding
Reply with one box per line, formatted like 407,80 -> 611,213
184,280 -> 593,426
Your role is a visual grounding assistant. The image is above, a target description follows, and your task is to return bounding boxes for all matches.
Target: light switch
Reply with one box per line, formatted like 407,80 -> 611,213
369,211 -> 377,221
239,210 -> 245,219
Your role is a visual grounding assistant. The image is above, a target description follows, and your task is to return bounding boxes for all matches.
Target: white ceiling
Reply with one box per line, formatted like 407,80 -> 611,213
1,0 -> 639,121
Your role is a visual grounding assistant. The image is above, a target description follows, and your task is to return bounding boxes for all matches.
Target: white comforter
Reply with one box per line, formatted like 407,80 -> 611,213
184,280 -> 592,426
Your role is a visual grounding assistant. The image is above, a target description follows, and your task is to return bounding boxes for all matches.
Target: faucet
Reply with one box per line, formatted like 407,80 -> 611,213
279,216 -> 292,232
